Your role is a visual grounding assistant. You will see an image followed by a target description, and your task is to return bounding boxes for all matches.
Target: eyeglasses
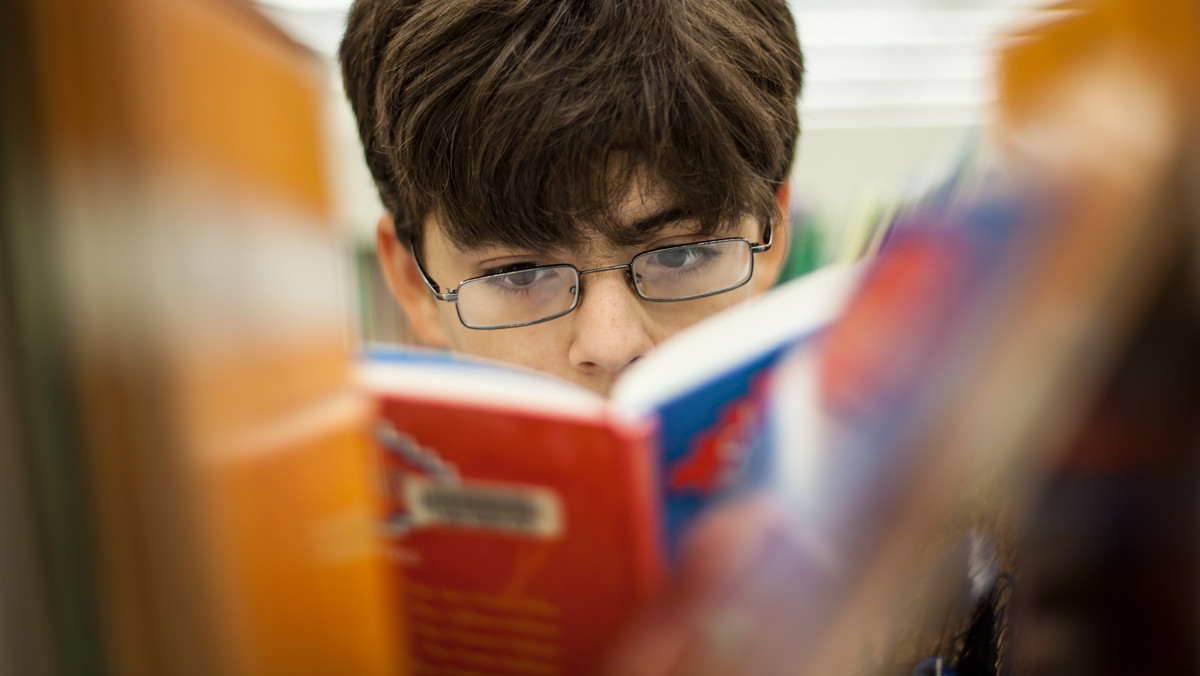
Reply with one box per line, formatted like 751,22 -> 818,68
410,222 -> 774,330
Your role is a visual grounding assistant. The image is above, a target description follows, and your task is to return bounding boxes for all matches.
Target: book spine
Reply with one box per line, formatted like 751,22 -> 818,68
610,416 -> 668,603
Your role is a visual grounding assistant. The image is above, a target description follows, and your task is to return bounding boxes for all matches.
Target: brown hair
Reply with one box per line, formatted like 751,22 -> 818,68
339,0 -> 803,251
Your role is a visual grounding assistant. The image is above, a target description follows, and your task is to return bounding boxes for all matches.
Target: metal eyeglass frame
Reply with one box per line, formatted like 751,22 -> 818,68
409,220 -> 774,330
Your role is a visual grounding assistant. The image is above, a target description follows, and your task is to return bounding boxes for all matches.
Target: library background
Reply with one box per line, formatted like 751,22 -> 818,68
2,0 -> 1197,675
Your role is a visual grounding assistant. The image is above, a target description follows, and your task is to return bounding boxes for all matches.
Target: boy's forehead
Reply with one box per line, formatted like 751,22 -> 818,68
440,171 -> 713,255
443,205 -> 703,257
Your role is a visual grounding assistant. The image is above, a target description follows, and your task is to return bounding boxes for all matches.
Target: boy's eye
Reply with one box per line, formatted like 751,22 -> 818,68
483,262 -> 543,280
501,268 -> 542,287
479,264 -> 565,294
654,246 -> 703,269
645,244 -> 717,272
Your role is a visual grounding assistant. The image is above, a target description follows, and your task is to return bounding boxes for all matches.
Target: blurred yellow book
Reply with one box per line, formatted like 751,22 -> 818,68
20,0 -> 406,674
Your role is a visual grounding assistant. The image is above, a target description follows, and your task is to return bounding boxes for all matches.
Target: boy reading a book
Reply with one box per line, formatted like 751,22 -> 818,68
339,0 -> 802,397
339,3 -> 1020,673
338,0 -> 834,672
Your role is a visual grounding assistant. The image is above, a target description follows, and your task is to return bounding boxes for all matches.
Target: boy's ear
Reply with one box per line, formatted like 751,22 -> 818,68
751,182 -> 792,294
376,213 -> 448,346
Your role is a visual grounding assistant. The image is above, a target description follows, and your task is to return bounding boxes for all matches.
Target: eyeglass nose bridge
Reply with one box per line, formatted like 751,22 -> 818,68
573,262 -> 640,295
577,262 -> 635,278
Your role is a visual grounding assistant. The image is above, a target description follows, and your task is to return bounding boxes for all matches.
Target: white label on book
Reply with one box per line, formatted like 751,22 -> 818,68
403,477 -> 563,538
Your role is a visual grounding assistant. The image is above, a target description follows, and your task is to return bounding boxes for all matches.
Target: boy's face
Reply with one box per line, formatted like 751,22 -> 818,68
378,181 -> 789,396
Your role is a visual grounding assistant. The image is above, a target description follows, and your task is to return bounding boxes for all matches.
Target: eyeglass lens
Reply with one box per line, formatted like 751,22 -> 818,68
633,239 -> 752,301
456,264 -> 579,329
454,239 -> 753,328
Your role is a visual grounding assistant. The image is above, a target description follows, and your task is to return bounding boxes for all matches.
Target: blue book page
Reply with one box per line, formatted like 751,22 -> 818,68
611,263 -> 865,552
648,347 -> 790,551
363,345 -> 475,368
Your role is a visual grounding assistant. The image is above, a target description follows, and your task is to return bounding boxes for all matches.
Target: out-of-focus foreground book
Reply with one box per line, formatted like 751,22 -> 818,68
2,1 -> 401,675
638,1 -> 1200,673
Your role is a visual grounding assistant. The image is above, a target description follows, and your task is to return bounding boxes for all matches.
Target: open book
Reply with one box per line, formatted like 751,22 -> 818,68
358,263 -> 864,674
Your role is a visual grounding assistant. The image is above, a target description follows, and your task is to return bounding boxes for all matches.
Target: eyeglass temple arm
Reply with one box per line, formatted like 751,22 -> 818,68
408,242 -> 458,302
750,218 -> 775,254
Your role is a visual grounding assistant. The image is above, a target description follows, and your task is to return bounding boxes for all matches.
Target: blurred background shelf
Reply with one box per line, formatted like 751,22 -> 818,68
4,0 -> 1198,674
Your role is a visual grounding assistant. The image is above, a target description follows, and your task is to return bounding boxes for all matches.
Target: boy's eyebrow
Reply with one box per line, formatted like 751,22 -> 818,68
461,205 -> 700,257
624,205 -> 692,233
609,205 -> 697,246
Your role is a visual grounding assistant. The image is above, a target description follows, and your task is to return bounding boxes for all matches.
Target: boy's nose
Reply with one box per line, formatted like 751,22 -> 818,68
567,270 -> 655,374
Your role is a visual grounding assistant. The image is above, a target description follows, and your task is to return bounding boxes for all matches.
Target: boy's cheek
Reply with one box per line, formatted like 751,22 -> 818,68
442,316 -> 567,371
646,285 -> 756,332
429,306 -> 458,348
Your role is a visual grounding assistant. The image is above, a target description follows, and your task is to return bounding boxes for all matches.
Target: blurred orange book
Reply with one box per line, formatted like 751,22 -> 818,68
23,0 -> 405,674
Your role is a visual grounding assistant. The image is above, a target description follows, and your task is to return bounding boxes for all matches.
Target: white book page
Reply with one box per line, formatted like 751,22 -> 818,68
610,263 -> 866,414
358,348 -> 609,421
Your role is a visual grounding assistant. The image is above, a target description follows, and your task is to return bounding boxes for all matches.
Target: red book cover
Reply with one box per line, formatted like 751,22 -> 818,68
363,355 -> 666,675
